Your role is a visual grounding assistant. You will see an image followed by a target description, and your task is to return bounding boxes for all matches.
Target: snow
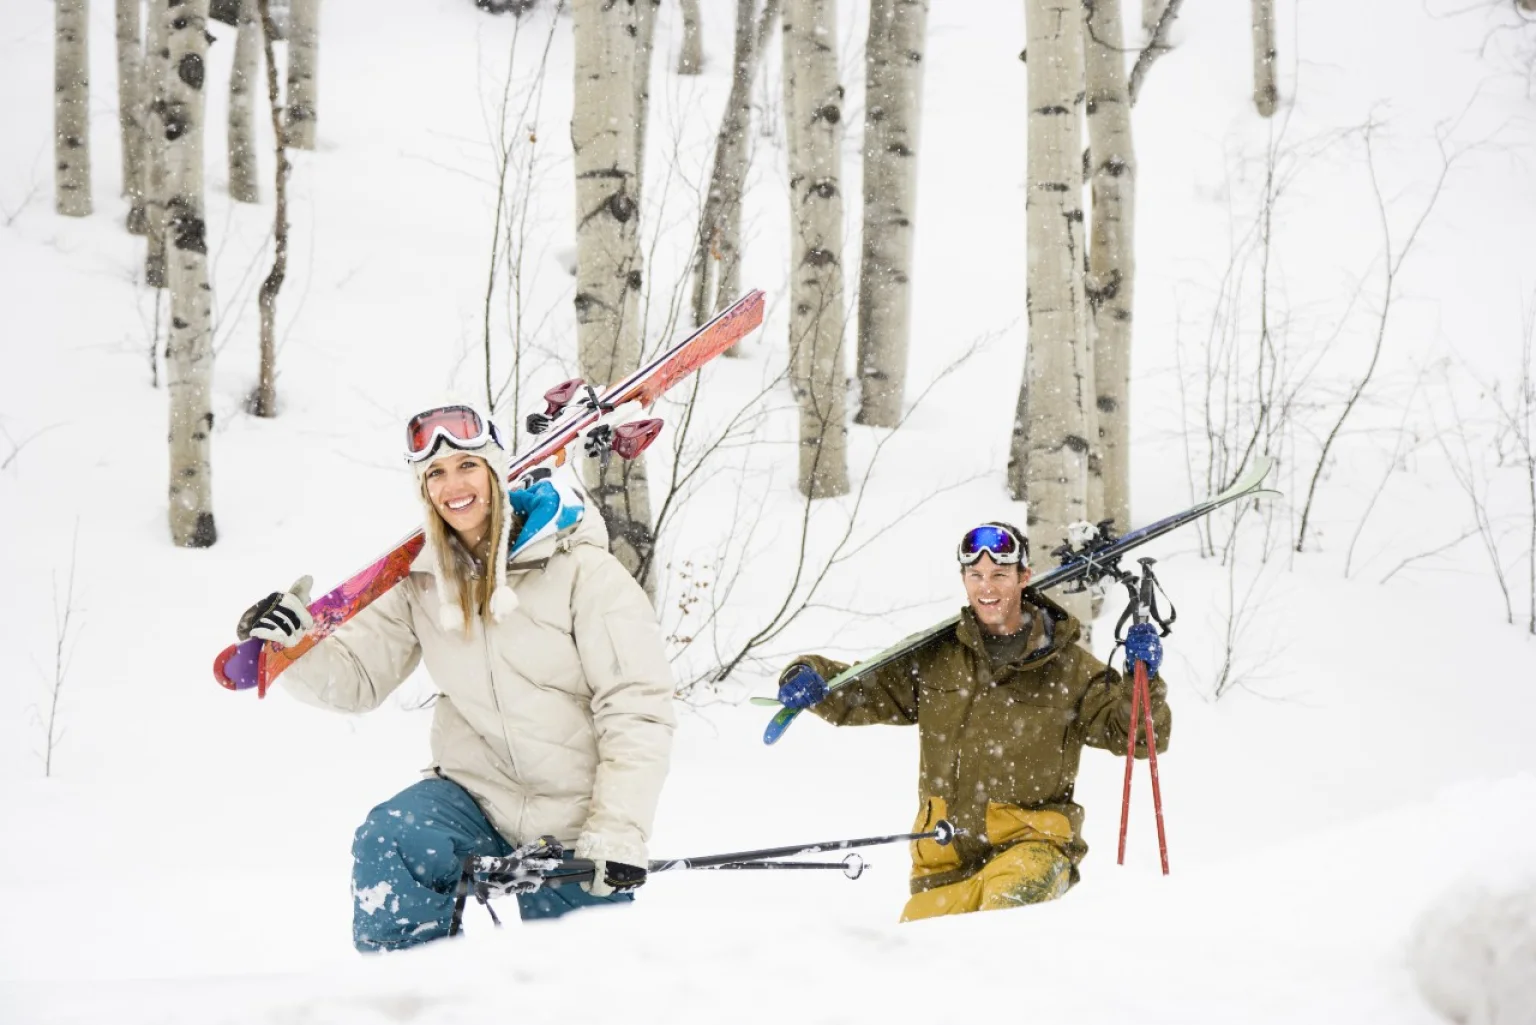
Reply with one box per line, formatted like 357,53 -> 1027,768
3,0 -> 1536,1022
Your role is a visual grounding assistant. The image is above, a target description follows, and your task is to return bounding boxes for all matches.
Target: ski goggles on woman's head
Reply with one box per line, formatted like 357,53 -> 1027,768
404,405 -> 504,464
956,523 -> 1027,566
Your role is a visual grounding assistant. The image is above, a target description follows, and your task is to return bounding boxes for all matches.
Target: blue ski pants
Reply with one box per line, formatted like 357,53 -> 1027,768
350,776 -> 633,952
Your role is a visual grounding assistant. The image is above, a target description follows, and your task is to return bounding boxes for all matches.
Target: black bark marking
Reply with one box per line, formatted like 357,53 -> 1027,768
606,191 -> 637,223
178,53 -> 205,91
172,213 -> 208,254
191,512 -> 218,548
1097,395 -> 1119,414
804,248 -> 837,268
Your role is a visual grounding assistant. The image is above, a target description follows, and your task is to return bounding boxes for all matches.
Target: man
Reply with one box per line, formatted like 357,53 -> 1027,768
776,522 -> 1170,921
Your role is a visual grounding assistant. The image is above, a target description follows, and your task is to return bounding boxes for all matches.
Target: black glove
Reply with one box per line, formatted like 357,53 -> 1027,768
526,411 -> 554,436
586,859 -> 646,896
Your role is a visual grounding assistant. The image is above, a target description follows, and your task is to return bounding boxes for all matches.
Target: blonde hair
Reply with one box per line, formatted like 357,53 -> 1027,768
421,461 -> 514,636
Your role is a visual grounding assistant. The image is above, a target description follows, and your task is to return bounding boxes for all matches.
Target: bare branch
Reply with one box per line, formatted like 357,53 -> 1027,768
1128,0 -> 1186,105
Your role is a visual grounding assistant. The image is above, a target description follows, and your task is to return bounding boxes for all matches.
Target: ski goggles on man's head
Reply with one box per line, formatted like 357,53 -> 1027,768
956,523 -> 1027,567
404,405 -> 504,464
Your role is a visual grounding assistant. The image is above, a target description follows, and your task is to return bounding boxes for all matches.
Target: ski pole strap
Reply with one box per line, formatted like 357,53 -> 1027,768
1113,562 -> 1177,644
448,855 -> 476,937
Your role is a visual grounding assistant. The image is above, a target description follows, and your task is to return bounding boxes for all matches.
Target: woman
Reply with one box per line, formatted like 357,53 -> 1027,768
237,404 -> 676,951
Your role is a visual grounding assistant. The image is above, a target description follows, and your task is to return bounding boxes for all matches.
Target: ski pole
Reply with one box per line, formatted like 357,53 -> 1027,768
645,819 -> 957,871
536,852 -> 869,887
1116,559 -> 1171,874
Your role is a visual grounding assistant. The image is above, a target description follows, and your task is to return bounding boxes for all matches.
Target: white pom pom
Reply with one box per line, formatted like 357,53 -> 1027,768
438,602 -> 466,632
490,584 -> 519,620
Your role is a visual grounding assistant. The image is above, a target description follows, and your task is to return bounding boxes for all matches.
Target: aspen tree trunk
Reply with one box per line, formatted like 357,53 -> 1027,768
572,0 -> 654,584
690,0 -> 759,333
116,0 -> 146,213
634,0 -> 659,204
855,0 -> 928,428
1011,0 -> 1091,624
143,1 -> 171,283
677,0 -> 704,74
1251,0 -> 1277,117
286,0 -> 320,149
55,0 -> 93,217
1140,0 -> 1165,42
252,0 -> 289,418
228,0 -> 260,203
1084,0 -> 1135,536
164,0 -> 217,547
784,0 -> 849,499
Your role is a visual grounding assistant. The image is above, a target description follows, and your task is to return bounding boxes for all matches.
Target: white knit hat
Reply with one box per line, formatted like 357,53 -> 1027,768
409,406 -> 518,631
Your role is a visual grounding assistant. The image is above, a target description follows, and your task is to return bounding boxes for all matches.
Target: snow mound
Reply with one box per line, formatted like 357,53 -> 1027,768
1409,862 -> 1536,1025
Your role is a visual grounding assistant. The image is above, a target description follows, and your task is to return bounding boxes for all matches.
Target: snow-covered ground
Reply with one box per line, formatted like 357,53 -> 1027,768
2,0 -> 1535,1022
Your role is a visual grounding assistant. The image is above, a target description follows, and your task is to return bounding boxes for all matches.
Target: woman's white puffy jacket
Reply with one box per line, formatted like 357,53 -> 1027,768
282,497 -> 675,870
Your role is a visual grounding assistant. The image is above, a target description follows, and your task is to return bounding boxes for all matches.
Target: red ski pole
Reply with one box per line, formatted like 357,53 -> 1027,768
1137,658 -> 1170,874
1116,663 -> 1142,866
1116,558 -> 1171,874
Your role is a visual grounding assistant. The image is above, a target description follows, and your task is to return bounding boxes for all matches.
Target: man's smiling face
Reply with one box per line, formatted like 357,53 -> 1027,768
961,554 -> 1030,636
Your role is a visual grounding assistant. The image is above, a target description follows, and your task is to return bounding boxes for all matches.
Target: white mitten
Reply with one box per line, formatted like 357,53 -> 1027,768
237,576 -> 315,648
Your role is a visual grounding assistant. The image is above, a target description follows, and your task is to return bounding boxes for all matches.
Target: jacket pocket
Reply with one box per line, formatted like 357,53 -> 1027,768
984,801 -> 1074,849
910,796 -> 963,881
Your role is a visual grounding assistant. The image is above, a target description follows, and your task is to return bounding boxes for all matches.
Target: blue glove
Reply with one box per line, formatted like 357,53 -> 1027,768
1124,622 -> 1163,678
777,663 -> 828,710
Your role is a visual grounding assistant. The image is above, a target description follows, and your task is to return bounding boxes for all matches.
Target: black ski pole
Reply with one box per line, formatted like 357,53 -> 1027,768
536,852 -> 871,887
645,819 -> 957,872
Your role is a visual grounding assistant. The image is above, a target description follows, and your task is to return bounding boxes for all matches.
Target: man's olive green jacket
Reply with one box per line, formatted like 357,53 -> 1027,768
797,592 -> 1171,892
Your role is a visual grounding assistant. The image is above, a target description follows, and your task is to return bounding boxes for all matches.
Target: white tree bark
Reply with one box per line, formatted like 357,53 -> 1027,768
228,0 -> 261,203
116,0 -> 146,212
286,0 -> 320,149
1011,0 -> 1092,623
572,0 -> 654,583
784,0 -> 849,499
633,0 -> 659,204
677,0 -> 704,74
55,0 -> 93,217
143,0 -> 171,282
164,0 -> 217,547
855,0 -> 928,428
690,0 -> 762,333
1140,0 -> 1165,42
1251,0 -> 1277,117
252,0 -> 289,418
1084,0 -> 1135,536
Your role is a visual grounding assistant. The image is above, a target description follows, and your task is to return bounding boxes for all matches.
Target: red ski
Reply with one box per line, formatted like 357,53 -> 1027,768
215,290 -> 765,696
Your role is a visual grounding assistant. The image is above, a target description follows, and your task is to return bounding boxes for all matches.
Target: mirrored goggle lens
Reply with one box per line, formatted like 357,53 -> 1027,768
958,526 -> 1022,564
406,406 -> 485,457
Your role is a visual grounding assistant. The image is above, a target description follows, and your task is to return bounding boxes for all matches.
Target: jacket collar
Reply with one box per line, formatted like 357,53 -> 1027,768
956,590 -> 1081,669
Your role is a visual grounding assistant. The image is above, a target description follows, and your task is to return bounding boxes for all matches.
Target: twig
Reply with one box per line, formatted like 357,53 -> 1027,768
0,423 -> 63,471
1378,527 -> 1480,586
42,525 -> 83,777
1297,124 -> 1460,551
